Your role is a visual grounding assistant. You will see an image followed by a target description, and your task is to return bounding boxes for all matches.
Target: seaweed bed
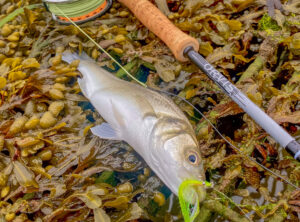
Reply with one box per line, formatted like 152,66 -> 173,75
0,0 -> 299,221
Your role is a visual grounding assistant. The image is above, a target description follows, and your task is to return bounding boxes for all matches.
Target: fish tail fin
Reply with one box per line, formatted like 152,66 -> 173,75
61,51 -> 81,64
62,50 -> 94,64
62,51 -> 93,98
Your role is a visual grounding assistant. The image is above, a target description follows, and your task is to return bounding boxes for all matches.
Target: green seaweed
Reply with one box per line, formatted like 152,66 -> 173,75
116,59 -> 139,78
258,14 -> 281,31
147,199 -> 160,216
23,192 -> 35,200
95,171 -> 117,186
0,4 -> 42,28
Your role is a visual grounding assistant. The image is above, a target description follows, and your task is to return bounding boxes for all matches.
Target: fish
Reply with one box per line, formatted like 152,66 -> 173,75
62,51 -> 206,201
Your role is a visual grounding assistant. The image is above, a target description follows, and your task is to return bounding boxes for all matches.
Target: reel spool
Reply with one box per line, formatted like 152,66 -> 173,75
43,0 -> 112,24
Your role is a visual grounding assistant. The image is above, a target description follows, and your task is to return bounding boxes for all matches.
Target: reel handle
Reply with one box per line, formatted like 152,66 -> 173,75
118,0 -> 199,62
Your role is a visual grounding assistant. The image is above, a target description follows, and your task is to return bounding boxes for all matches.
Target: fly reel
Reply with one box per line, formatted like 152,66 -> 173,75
43,0 -> 113,24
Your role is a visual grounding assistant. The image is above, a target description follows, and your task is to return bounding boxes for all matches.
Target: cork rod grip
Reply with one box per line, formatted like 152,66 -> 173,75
118,0 -> 199,62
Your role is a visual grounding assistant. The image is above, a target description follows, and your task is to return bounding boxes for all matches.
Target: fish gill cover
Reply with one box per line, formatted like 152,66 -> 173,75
0,0 -> 299,222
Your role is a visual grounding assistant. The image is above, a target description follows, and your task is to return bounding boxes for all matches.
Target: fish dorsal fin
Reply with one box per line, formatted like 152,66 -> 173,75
91,123 -> 121,140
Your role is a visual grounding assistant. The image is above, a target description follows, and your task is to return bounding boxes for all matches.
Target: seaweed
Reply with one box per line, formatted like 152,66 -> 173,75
0,0 -> 299,221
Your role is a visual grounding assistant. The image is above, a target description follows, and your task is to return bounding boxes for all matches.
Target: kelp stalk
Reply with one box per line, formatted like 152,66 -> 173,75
237,56 -> 264,84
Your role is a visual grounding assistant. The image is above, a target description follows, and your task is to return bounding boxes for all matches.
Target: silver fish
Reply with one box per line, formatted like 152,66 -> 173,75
62,51 -> 206,200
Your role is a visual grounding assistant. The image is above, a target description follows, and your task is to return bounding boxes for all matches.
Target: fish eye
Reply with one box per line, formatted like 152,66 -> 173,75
186,151 -> 200,165
189,154 -> 197,163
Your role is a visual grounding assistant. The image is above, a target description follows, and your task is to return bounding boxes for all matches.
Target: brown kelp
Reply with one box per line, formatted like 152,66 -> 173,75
0,0 -> 299,221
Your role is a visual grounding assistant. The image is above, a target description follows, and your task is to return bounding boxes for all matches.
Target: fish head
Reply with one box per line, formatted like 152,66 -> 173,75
151,122 -> 206,202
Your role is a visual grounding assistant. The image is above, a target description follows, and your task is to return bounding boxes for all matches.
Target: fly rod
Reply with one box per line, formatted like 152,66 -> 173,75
117,0 -> 300,161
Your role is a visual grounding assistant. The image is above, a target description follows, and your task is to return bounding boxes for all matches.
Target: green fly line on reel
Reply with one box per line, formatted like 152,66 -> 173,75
43,0 -> 112,24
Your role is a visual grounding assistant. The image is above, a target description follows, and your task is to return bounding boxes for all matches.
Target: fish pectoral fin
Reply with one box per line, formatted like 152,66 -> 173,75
91,123 -> 121,140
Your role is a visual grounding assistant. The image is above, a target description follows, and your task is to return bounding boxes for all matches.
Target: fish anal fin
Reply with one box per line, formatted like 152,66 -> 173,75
91,123 -> 121,140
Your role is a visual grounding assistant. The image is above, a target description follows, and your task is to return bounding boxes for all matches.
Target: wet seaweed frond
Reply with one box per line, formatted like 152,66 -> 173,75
0,0 -> 299,221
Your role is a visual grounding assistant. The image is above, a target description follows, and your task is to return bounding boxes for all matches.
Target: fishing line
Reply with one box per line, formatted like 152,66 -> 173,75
52,0 -> 299,196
